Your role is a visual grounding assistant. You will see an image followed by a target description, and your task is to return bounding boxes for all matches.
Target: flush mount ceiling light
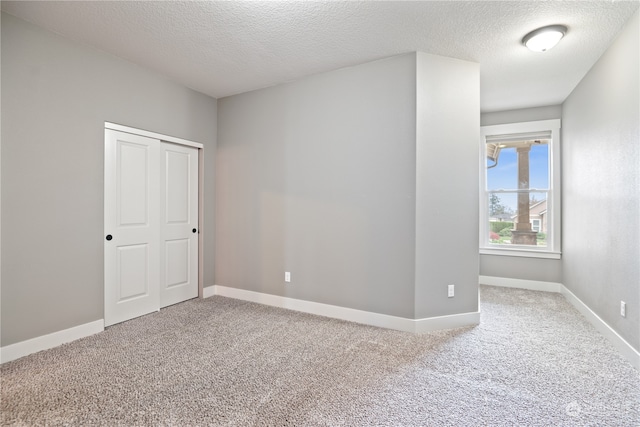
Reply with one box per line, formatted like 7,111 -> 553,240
522,25 -> 568,52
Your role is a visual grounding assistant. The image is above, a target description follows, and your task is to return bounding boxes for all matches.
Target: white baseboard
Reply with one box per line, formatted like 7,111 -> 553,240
212,285 -> 479,333
414,311 -> 481,333
1,319 -> 104,364
561,286 -> 640,371
479,275 -> 562,293
203,285 -> 216,298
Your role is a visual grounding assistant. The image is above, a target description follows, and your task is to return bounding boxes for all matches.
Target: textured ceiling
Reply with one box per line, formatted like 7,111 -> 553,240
2,1 -> 638,112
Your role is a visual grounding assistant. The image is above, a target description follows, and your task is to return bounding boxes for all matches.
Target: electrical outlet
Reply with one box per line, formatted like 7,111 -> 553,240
448,284 -> 455,298
620,301 -> 626,317
285,272 -> 291,283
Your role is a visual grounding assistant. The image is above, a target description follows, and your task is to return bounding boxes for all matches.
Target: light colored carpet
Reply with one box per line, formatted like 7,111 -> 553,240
1,285 -> 638,426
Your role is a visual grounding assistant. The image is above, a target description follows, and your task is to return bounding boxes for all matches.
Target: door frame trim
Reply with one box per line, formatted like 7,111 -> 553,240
105,122 -> 204,149
104,122 -> 204,299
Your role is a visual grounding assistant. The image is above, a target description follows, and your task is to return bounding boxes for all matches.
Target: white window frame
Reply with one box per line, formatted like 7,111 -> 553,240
479,119 -> 561,259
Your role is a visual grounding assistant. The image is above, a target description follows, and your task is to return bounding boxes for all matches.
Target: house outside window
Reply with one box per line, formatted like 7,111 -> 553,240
480,119 -> 561,259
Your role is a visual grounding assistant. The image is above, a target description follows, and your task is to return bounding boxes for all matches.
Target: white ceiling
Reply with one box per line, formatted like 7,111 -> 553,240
2,1 -> 638,112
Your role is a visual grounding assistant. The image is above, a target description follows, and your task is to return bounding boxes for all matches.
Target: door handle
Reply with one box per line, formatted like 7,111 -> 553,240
106,234 -> 113,241
192,228 -> 197,234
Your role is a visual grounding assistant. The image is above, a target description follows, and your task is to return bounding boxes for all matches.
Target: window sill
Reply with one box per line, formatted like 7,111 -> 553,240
480,247 -> 561,259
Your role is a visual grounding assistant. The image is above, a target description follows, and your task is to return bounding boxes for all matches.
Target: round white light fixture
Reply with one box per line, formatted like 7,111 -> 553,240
522,25 -> 567,52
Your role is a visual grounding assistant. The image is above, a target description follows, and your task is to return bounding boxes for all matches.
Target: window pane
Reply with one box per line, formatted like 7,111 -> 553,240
487,146 -> 517,190
529,144 -> 549,189
487,192 -> 548,247
487,140 -> 549,191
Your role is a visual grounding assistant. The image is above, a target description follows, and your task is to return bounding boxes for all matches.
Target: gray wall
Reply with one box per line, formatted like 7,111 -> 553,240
562,10 -> 639,351
217,52 -> 480,319
415,52 -> 479,318
479,105 -> 563,283
480,256 -> 562,283
1,13 -> 217,346
217,54 -> 418,318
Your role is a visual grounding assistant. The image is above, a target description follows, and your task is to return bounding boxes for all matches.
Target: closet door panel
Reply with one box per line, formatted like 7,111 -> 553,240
104,129 -> 160,326
159,143 -> 199,308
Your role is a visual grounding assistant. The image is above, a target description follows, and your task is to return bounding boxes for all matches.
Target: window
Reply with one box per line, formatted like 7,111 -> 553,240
531,219 -> 541,233
480,120 -> 561,259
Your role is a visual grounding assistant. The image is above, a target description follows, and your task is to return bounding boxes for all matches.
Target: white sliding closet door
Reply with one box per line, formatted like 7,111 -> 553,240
159,143 -> 199,308
105,127 -> 199,327
104,129 -> 160,326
